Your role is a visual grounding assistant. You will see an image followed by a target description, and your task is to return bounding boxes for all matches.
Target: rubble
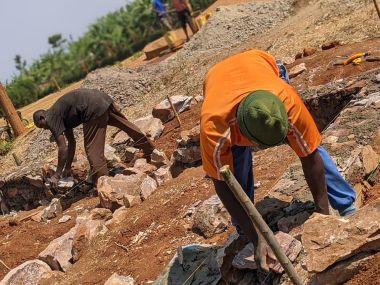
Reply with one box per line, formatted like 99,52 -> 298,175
97,174 -> 143,211
0,260 -> 52,285
288,63 -> 306,79
133,159 -> 157,174
152,95 -> 194,123
140,176 -> 158,201
133,115 -> 164,141
40,198 -> 63,222
192,195 -> 229,238
302,199 -> 380,273
38,226 -> 77,271
173,125 -> 201,165
150,149 -> 169,167
104,273 -> 135,285
58,215 -> 72,223
232,232 -> 302,273
152,166 -> 172,186
154,244 -> 221,285
113,131 -> 133,146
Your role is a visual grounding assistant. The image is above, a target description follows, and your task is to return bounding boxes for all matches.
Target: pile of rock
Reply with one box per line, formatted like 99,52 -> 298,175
172,125 -> 201,166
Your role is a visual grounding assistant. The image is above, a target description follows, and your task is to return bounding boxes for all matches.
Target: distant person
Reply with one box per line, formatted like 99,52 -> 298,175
152,0 -> 173,31
33,88 -> 154,187
172,0 -> 197,41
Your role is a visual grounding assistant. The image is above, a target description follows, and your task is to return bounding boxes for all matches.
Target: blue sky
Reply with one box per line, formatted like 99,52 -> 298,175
0,0 -> 129,83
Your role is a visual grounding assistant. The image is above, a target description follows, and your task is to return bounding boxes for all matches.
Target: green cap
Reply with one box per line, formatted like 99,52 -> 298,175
237,90 -> 288,147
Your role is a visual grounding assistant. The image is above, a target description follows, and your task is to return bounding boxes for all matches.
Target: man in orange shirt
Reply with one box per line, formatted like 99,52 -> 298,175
200,49 -> 356,271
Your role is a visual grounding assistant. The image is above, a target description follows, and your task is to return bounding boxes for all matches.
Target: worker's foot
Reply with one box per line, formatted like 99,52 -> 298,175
339,204 -> 356,217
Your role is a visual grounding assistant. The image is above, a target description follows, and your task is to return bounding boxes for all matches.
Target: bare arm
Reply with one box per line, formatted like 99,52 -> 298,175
300,149 -> 329,214
63,128 -> 76,174
54,134 -> 68,178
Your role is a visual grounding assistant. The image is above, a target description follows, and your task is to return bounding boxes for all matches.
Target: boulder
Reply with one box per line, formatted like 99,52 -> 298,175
288,63 -> 306,79
153,166 -> 172,186
106,206 -> 129,230
97,174 -> 143,211
0,260 -> 51,285
25,175 -> 44,188
154,244 -> 221,285
192,195 -> 229,238
232,232 -> 302,273
360,145 -> 380,175
104,144 -> 121,163
152,95 -> 193,123
90,208 -> 113,221
38,226 -> 77,271
104,273 -> 134,285
40,198 -> 63,222
302,199 -> 380,273
133,159 -> 157,174
133,115 -> 164,141
140,176 -> 158,201
113,131 -> 133,146
173,146 -> 201,165
151,149 -> 169,167
277,211 -> 311,233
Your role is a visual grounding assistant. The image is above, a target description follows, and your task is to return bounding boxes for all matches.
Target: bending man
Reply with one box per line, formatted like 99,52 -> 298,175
200,49 -> 356,271
33,88 -> 154,187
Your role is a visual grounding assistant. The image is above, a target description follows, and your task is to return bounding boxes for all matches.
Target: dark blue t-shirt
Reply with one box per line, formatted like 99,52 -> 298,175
152,0 -> 167,16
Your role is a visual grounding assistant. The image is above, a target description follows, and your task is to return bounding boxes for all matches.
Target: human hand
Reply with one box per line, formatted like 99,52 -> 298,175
254,237 -> 276,272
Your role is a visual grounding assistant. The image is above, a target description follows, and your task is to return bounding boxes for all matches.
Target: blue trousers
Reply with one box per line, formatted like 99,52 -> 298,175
232,145 -> 356,218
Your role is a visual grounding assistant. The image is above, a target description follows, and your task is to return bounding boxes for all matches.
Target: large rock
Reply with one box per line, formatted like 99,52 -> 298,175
97,174 -> 143,211
232,232 -> 302,273
173,146 -> 201,165
192,195 -> 229,238
140,176 -> 158,201
152,95 -> 193,123
133,115 -> 164,141
360,145 -> 380,175
154,244 -> 221,285
104,273 -> 134,285
113,131 -> 133,146
150,149 -> 169,168
104,144 -> 121,163
289,63 -> 306,79
302,199 -> 380,273
153,166 -> 172,186
0,260 -> 51,285
277,211 -> 311,233
38,226 -> 77,271
40,198 -> 63,222
133,159 -> 157,174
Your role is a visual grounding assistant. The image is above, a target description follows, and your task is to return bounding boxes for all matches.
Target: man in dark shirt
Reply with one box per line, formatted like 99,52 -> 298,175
33,88 -> 155,187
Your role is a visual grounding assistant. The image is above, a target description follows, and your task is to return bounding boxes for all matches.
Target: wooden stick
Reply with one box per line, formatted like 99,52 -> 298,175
220,165 -> 304,285
114,241 -> 129,252
166,95 -> 182,127
0,258 -> 10,270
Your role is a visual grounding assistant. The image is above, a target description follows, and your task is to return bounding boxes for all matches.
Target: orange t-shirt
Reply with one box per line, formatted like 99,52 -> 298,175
200,49 -> 321,180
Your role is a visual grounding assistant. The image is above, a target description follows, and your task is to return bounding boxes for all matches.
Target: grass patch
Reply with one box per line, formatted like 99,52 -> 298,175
0,140 -> 14,156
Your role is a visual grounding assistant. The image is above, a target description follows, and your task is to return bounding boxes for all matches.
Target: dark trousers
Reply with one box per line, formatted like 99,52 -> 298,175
83,103 -> 154,184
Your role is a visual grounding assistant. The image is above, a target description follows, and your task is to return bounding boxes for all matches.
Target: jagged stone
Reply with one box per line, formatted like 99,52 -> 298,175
38,226 -> 77,271
310,252 -> 375,285
140,176 -> 158,201
123,147 -> 139,163
58,215 -> 71,223
133,115 -> 164,141
97,174 -> 142,211
40,198 -> 63,222
152,95 -> 193,123
232,232 -> 302,273
288,63 -> 306,79
90,208 -> 113,221
154,244 -> 221,285
150,149 -> 169,167
133,159 -> 157,174
113,131 -> 133,146
0,259 -> 52,285
277,211 -> 311,233
105,206 -> 129,230
123,194 -> 141,208
360,145 -> 380,175
192,195 -> 229,238
104,273 -> 134,285
173,145 -> 201,164
25,175 -> 44,188
153,166 -> 172,186
104,144 -> 121,163
38,271 -> 66,285
302,199 -> 380,273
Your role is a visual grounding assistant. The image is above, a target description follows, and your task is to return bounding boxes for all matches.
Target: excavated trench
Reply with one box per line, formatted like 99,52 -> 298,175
0,82 -> 360,215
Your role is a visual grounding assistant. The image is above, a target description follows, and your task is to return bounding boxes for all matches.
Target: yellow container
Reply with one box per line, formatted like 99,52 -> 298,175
164,31 -> 179,49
